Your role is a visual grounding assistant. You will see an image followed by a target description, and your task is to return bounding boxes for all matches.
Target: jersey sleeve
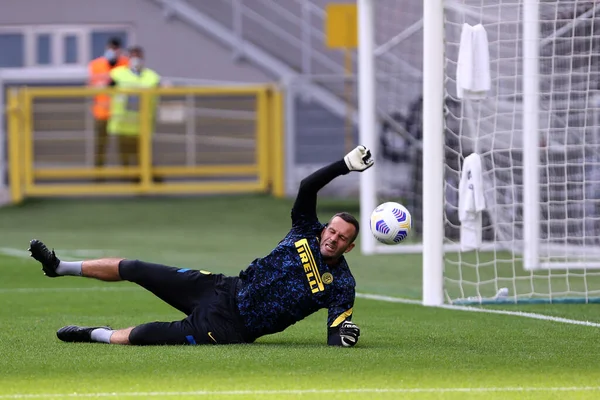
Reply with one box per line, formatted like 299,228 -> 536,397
291,160 -> 350,229
326,286 -> 355,346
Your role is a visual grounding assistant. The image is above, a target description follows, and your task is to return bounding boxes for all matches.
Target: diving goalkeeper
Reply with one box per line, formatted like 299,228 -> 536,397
28,146 -> 374,347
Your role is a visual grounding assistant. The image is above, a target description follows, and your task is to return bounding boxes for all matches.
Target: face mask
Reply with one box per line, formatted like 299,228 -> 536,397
104,49 -> 117,66
130,57 -> 143,72
104,49 -> 116,61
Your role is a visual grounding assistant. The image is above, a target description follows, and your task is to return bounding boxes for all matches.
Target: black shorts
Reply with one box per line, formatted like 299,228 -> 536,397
119,259 -> 252,346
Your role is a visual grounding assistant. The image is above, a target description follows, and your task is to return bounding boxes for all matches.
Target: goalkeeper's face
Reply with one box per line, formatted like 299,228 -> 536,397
320,216 -> 356,261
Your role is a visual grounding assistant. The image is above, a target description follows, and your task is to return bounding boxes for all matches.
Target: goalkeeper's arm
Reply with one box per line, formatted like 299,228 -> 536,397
327,294 -> 359,347
291,145 -> 374,224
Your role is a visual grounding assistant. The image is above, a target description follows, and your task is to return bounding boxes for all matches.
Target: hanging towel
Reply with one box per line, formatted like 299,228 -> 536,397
459,153 -> 486,251
456,23 -> 473,99
456,23 -> 491,100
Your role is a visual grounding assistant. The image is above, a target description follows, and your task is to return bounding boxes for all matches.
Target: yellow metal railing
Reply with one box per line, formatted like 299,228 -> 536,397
7,85 -> 285,202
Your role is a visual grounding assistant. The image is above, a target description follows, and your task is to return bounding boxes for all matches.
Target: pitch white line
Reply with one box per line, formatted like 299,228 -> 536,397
439,303 -> 600,327
356,293 -> 600,328
0,287 -> 140,294
0,247 -> 31,258
0,247 -> 112,260
356,293 -> 422,305
1,386 -> 600,398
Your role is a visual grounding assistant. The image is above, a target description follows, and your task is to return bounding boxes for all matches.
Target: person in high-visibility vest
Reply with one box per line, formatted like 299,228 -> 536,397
88,37 -> 129,170
107,46 -> 161,172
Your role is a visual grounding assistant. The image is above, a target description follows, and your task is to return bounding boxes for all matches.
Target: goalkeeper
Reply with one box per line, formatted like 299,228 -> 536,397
28,146 -> 373,347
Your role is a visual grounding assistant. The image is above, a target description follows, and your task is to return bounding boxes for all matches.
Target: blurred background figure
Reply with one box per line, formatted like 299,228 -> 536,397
107,46 -> 161,180
88,37 -> 129,175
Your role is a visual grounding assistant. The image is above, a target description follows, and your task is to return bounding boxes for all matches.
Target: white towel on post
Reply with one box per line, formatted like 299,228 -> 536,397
456,23 -> 491,100
459,153 -> 486,251
456,23 -> 473,99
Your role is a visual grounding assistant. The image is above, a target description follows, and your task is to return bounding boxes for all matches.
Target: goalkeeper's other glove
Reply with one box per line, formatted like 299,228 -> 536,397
344,145 -> 374,172
339,320 -> 360,347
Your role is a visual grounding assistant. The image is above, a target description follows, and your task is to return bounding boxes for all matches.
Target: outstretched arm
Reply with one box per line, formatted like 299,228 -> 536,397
291,145 -> 374,225
291,160 -> 349,224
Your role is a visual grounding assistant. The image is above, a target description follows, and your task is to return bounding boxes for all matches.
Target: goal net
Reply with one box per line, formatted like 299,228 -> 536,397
359,0 -> 600,304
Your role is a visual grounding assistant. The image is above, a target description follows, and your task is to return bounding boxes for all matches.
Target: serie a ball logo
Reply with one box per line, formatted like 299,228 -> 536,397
370,202 -> 412,245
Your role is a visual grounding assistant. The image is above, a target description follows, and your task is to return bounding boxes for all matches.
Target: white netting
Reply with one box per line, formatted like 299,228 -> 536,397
373,0 -> 600,302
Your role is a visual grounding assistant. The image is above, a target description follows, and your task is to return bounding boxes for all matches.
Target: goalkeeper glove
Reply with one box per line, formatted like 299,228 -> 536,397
344,145 -> 374,172
339,320 -> 360,347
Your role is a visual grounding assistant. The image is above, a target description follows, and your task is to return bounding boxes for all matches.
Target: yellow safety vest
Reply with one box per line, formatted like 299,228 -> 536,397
108,66 -> 161,136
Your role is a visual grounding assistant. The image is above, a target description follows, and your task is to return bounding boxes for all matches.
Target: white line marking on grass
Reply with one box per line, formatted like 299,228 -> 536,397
356,293 -> 600,328
357,293 -> 422,305
0,247 -> 31,258
67,250 -> 112,257
1,387 -> 600,398
0,247 -> 114,260
439,303 -> 600,327
0,287 -> 140,294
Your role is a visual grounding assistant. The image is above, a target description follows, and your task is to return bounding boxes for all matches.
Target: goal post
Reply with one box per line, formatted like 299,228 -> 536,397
358,0 -> 600,304
357,0 -> 378,257
420,0 -> 445,306
522,0 -> 540,272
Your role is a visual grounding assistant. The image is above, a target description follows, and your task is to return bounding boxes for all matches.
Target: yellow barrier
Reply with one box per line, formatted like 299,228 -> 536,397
7,85 -> 285,203
7,89 -> 23,204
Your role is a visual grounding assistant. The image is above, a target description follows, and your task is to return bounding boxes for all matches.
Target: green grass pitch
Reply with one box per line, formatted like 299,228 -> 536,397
1,195 -> 600,399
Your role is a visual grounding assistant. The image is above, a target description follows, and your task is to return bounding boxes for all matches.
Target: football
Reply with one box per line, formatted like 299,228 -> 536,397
370,202 -> 412,245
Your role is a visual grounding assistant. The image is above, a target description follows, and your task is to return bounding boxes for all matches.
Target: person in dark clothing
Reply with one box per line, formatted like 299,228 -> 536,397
28,146 -> 374,347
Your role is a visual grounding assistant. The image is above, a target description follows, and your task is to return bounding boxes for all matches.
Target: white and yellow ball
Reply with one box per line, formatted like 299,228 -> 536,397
370,202 -> 412,245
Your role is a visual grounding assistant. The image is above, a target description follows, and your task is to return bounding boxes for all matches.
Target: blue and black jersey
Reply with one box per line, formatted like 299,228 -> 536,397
236,160 -> 356,345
